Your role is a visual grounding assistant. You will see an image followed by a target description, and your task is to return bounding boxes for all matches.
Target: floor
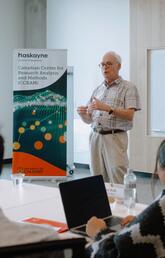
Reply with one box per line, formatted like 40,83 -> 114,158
1,163 -> 163,205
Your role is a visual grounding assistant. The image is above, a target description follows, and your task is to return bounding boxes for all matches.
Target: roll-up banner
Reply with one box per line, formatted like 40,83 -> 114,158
13,49 -> 67,178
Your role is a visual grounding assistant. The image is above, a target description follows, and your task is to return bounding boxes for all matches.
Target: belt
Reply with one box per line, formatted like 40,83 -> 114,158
93,128 -> 125,135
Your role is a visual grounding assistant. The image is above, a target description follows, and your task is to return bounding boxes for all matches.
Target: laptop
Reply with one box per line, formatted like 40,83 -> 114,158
59,175 -> 122,237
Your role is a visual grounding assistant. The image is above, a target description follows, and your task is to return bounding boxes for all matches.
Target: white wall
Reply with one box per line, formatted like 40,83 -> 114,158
0,0 -> 46,159
129,0 -> 165,173
0,0 -> 25,159
25,0 -> 46,48
47,0 -> 129,163
0,0 -> 129,163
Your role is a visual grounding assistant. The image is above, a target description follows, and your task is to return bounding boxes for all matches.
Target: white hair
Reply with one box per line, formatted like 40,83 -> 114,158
105,51 -> 122,64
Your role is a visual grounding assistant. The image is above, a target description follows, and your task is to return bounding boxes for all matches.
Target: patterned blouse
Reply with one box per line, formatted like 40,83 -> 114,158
86,189 -> 165,258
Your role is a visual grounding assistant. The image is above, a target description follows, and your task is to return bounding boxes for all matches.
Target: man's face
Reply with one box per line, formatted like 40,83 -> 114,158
100,53 -> 121,82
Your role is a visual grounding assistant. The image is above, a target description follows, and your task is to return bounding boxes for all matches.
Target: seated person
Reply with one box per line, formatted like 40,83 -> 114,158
85,140 -> 165,258
0,135 -> 62,254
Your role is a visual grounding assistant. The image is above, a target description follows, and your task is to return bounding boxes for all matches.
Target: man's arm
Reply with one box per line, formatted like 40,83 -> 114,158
88,97 -> 135,121
77,106 -> 92,124
112,108 -> 135,121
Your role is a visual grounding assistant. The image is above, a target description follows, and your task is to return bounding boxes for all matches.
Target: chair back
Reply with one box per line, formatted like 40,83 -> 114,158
0,238 -> 86,258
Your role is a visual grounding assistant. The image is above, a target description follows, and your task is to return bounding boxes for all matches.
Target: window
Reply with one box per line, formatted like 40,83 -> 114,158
147,48 -> 165,135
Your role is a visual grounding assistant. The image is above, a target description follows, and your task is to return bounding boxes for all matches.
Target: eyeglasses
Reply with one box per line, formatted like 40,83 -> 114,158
98,62 -> 115,68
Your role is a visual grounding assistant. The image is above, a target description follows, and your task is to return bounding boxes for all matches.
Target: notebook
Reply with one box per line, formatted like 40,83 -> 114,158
59,175 -> 122,237
22,217 -> 68,233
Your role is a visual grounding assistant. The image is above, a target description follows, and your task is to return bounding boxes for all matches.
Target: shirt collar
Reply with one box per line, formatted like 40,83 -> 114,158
104,76 -> 122,88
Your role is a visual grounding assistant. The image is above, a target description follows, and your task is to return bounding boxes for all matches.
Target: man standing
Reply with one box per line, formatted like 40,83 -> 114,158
77,51 -> 141,183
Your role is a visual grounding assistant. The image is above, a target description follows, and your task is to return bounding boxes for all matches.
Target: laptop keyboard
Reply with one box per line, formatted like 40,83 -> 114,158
73,225 -> 86,232
72,216 -> 122,236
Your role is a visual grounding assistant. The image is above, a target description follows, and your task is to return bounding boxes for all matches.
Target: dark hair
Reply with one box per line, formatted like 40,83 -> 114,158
0,135 -> 4,174
151,139 -> 165,197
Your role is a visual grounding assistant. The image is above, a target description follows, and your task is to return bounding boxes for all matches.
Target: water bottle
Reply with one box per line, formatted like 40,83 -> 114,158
124,168 -> 137,209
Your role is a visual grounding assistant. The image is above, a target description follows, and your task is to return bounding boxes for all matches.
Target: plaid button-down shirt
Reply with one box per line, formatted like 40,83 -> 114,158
87,77 -> 141,131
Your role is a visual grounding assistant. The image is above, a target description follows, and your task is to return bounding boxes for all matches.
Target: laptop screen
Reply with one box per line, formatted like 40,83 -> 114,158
59,175 -> 111,229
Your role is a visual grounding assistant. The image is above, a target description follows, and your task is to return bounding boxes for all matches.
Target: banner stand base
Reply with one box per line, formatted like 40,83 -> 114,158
23,176 -> 69,183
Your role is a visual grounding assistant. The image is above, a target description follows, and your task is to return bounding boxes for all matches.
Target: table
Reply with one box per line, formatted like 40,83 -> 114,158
0,179 -> 147,233
0,179 -> 59,209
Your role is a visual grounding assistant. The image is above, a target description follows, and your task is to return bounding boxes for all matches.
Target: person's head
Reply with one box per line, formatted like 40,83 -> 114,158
0,135 -> 4,175
99,51 -> 121,84
153,140 -> 165,185
151,140 -> 165,197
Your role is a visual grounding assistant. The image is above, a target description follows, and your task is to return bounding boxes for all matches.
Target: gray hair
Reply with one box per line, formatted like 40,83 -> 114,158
106,51 -> 122,64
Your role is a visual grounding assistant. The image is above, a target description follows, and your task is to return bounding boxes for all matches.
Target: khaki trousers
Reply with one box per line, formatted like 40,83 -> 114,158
89,131 -> 129,183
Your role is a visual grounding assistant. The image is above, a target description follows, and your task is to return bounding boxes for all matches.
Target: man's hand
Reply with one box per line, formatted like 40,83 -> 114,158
77,106 -> 88,114
86,216 -> 107,239
88,97 -> 110,112
77,106 -> 92,124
